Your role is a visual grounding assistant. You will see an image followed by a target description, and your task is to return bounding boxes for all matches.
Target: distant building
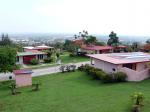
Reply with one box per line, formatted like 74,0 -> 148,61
72,38 -> 85,47
23,45 -> 54,52
81,45 -> 113,54
140,44 -> 150,52
88,52 -> 150,81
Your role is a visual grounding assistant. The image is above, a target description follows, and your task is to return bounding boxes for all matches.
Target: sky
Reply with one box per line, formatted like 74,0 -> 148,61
0,0 -> 150,36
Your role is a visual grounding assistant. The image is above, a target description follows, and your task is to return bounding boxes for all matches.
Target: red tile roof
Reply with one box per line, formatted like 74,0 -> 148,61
82,45 -> 113,51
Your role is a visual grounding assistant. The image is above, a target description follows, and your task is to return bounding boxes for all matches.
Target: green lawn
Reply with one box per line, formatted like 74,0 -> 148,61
61,55 -> 89,64
24,53 -> 90,69
0,71 -> 150,112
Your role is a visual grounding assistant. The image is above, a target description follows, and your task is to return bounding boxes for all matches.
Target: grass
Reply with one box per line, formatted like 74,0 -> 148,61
24,53 -> 90,69
0,71 -> 150,112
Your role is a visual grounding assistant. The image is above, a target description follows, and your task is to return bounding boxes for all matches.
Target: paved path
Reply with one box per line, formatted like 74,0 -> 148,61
0,61 -> 90,81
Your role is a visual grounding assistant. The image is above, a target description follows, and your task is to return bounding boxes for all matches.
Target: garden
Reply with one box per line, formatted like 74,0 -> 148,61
0,70 -> 150,112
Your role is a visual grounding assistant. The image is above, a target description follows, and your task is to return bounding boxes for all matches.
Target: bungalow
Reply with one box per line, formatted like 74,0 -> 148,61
16,51 -> 47,64
81,45 -> 113,54
81,45 -> 127,54
88,52 -> 150,81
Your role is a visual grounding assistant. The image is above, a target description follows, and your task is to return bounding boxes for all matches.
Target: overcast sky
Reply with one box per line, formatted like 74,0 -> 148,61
0,0 -> 150,36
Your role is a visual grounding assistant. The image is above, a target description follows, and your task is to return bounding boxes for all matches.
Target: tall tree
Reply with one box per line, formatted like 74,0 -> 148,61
132,42 -> 140,52
85,35 -> 97,45
64,39 -> 77,53
146,39 -> 150,44
107,31 -> 119,46
0,47 -> 17,73
0,33 -> 12,46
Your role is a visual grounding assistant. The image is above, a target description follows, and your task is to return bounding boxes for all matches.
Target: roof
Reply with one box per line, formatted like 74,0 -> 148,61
36,45 -> 54,49
17,51 -> 46,56
87,52 -> 150,64
13,69 -> 33,75
82,45 -> 113,51
23,46 -> 34,49
141,44 -> 150,50
115,45 -> 126,48
23,45 -> 54,50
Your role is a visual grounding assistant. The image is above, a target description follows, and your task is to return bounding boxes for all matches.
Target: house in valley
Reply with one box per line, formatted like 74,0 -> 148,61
88,52 -> 150,81
23,45 -> 54,52
81,45 -> 113,54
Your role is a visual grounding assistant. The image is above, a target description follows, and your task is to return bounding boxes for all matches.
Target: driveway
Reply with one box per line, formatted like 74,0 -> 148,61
0,61 -> 90,81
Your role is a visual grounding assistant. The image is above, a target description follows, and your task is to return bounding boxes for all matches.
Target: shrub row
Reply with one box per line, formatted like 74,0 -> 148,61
78,64 -> 127,83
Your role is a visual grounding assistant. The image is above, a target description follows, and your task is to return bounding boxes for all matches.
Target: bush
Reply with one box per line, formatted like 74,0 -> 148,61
70,65 -> 76,72
113,72 -> 127,82
30,58 -> 39,65
69,53 -> 76,57
66,65 -> 71,72
101,73 -> 113,83
95,70 -> 106,80
13,64 -> 21,70
44,58 -> 53,63
78,64 -> 85,71
59,65 -> 66,73
131,92 -> 144,112
56,53 -> 60,58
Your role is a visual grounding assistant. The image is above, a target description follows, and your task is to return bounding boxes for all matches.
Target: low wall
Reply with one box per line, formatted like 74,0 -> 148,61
118,67 -> 150,81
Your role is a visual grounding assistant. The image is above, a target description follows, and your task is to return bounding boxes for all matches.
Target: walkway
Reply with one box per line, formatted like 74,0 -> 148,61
0,61 -> 90,81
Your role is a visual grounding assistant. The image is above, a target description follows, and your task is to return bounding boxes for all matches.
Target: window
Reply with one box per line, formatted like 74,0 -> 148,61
38,54 -> 43,60
112,68 -> 116,71
16,57 -> 19,62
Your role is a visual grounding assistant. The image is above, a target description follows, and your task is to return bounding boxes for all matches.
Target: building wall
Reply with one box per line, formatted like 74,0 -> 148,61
136,62 -> 147,71
15,74 -> 32,87
17,56 -> 23,64
23,55 -> 36,64
93,58 -> 120,73
118,67 -> 149,81
92,58 -> 150,81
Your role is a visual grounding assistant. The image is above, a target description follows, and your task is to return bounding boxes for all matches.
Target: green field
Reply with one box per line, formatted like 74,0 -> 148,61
24,53 -> 90,69
0,71 -> 150,112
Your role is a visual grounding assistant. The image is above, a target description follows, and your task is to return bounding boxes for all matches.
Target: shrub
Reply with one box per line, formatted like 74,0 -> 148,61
69,53 -> 76,57
95,70 -> 106,80
56,53 -> 60,58
131,92 -> 144,112
78,64 -> 85,71
131,92 -> 144,106
44,58 -> 53,63
101,73 -> 113,83
13,64 -> 21,70
59,65 -> 66,73
84,64 -> 93,74
70,65 -> 76,72
30,59 -> 39,65
66,65 -> 71,72
113,72 -> 127,82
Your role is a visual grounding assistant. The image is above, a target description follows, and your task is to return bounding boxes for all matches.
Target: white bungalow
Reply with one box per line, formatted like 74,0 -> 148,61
88,52 -> 150,81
